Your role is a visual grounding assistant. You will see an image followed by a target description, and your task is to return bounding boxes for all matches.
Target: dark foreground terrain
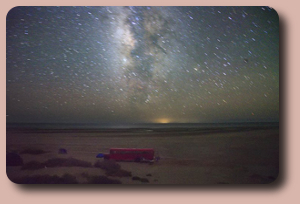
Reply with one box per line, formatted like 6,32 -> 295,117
6,126 -> 279,184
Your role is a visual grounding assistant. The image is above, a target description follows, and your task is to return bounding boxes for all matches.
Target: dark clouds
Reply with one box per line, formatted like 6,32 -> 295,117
6,6 -> 279,123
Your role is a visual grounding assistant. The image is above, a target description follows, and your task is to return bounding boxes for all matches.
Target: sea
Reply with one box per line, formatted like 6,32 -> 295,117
6,122 -> 279,130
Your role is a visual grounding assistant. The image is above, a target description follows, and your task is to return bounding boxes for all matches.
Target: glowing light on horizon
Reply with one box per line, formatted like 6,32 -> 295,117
156,118 -> 171,123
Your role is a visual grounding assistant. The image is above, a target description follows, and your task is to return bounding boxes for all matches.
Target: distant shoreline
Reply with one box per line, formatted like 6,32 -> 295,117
6,123 -> 279,136
6,122 -> 279,129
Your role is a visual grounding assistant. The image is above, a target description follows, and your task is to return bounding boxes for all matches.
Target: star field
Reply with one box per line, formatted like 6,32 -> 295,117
6,6 -> 279,123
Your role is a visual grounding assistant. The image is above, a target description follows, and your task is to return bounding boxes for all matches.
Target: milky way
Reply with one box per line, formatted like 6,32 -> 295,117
6,6 -> 279,123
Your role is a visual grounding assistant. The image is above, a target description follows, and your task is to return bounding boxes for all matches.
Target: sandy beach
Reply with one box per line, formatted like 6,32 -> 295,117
6,126 -> 279,184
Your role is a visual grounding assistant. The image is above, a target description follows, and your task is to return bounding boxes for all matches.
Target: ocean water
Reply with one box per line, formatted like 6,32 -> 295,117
6,122 -> 279,130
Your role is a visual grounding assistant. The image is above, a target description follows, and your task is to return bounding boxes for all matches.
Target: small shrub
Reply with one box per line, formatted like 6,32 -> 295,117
6,152 -> 23,166
87,175 -> 122,184
45,158 -> 92,168
61,173 -> 78,184
13,174 -> 78,184
58,148 -> 67,154
20,148 -> 47,155
44,158 -> 65,167
132,176 -> 140,181
268,176 -> 276,180
94,160 -> 121,171
21,158 -> 92,170
106,169 -> 132,177
140,178 -> 149,183
80,172 -> 90,178
94,160 -> 131,177
21,161 -> 44,170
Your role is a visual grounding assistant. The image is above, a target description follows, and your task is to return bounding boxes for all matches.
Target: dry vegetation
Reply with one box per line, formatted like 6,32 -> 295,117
94,160 -> 132,177
20,148 -> 48,155
13,174 -> 78,184
7,151 -> 135,184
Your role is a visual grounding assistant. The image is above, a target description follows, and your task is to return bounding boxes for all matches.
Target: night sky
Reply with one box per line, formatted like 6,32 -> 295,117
6,6 -> 279,124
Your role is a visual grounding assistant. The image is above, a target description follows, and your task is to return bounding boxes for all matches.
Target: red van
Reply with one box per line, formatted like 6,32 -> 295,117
103,148 -> 155,162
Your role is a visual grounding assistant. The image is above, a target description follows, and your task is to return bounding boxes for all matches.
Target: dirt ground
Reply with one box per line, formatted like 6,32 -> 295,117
6,127 -> 279,184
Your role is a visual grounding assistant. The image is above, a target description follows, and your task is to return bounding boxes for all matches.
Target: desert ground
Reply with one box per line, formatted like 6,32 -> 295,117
6,126 -> 279,184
